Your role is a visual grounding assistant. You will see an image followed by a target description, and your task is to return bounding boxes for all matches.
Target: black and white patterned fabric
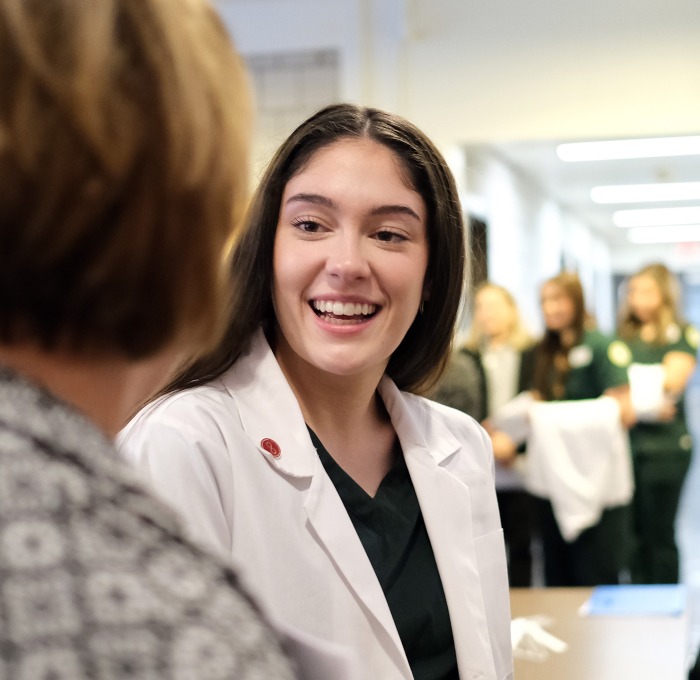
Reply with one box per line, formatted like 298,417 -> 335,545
0,367 -> 296,680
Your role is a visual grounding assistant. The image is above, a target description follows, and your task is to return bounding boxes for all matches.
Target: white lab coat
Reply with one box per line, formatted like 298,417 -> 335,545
524,397 -> 634,542
118,329 -> 513,680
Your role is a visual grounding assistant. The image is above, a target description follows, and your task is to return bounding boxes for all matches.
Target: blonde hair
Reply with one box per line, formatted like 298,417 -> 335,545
0,0 -> 251,358
618,263 -> 685,342
464,282 -> 533,352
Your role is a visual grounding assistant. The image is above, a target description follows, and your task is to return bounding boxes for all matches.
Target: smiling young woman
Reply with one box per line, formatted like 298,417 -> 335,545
119,104 -> 513,680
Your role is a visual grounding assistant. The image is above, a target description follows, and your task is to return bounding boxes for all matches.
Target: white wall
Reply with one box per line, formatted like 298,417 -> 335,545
400,0 -> 700,147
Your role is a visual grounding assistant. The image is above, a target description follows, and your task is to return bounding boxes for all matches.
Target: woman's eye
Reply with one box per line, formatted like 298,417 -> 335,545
375,229 -> 407,243
291,217 -> 322,233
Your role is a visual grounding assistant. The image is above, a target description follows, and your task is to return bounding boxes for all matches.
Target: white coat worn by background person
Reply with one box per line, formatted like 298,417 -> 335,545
119,330 -> 514,680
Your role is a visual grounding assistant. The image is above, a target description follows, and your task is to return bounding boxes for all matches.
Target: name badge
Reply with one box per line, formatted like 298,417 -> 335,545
665,323 -> 681,344
569,345 -> 593,368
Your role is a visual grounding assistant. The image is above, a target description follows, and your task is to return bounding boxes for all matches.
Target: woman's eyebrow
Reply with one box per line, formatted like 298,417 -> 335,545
284,193 -> 336,209
370,204 -> 421,221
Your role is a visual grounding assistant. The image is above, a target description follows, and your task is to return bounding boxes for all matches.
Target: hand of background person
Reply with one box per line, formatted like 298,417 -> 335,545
655,397 -> 677,423
490,430 -> 517,467
604,385 -> 637,429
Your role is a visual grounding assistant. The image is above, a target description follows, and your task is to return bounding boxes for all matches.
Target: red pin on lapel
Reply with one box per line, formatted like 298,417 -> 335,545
260,438 -> 281,458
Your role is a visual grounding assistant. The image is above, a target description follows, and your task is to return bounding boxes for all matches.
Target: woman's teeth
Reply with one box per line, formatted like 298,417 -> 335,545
312,300 -> 376,317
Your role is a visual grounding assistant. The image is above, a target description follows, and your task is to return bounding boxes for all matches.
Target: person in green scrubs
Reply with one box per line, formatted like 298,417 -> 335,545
528,272 -> 635,586
618,263 -> 698,584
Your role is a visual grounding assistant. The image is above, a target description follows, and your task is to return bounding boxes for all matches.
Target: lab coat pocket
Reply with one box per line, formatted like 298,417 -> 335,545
474,529 -> 513,680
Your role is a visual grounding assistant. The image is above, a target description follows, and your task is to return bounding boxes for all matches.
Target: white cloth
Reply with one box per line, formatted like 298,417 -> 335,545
118,329 -> 513,680
628,362 -> 668,421
524,397 -> 633,542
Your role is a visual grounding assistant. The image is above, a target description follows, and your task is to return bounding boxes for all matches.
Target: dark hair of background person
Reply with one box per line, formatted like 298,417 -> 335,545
532,271 -> 587,400
617,262 -> 686,342
161,102 -> 467,396
0,0 -> 250,359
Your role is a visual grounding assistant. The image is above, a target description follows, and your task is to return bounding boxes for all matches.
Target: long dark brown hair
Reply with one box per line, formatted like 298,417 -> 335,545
532,272 -> 587,400
158,103 -> 467,397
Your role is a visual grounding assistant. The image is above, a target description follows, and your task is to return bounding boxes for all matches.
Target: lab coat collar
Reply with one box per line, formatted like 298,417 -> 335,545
377,376 -> 462,465
223,330 -> 464,476
222,328 -> 317,478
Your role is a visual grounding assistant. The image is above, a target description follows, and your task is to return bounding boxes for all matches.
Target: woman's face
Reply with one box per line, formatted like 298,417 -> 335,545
474,287 -> 513,340
540,282 -> 576,332
627,274 -> 663,323
272,137 -> 429,383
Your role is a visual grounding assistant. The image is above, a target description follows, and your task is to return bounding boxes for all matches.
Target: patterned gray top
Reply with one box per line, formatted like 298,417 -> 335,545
0,367 -> 297,680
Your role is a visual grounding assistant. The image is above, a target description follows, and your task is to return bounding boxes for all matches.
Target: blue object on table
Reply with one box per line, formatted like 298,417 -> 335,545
583,584 -> 687,617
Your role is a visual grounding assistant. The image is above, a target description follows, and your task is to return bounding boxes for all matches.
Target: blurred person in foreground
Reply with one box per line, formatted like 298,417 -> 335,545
618,263 -> 698,584
0,1 -> 296,678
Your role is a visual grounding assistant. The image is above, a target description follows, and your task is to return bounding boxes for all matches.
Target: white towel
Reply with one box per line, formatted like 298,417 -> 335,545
525,397 -> 634,541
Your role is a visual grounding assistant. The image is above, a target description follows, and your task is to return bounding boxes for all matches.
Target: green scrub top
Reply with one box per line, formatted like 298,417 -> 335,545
562,329 -> 631,401
308,427 -> 460,680
625,323 -> 699,455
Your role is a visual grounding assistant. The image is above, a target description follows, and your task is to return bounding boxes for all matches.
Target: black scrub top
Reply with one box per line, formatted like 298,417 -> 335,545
308,427 -> 460,680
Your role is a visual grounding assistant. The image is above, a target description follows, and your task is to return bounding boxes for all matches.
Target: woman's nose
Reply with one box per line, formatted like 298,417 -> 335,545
326,234 -> 371,281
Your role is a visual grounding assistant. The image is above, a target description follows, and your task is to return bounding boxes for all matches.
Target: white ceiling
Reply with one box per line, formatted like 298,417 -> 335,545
485,137 -> 700,252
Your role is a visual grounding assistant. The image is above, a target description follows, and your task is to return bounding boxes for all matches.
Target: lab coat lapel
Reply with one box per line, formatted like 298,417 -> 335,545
380,378 -> 498,680
303,467 -> 411,674
226,332 -> 410,673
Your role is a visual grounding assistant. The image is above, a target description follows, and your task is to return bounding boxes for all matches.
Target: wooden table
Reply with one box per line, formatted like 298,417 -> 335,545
510,588 -> 689,680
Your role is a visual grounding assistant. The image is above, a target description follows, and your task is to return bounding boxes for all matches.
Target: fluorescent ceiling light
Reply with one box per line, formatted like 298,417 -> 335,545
613,206 -> 700,227
628,225 -> 700,244
591,182 -> 700,204
557,136 -> 700,162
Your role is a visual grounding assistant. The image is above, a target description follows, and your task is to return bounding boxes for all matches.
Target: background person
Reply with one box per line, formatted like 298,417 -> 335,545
0,1 -> 296,678
429,345 -> 488,422
120,104 -> 514,680
527,272 -> 634,586
466,282 -> 536,587
618,262 -> 698,584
